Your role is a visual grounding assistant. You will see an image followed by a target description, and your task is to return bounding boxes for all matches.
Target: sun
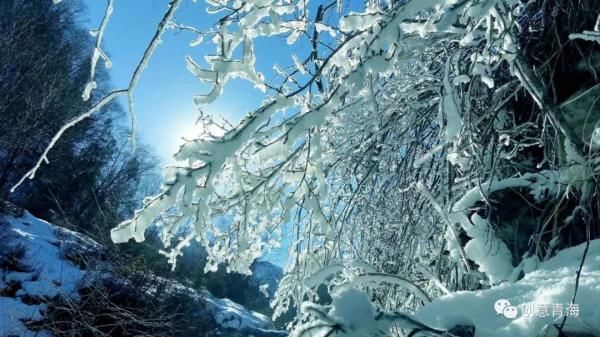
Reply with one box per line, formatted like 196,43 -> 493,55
179,121 -> 226,145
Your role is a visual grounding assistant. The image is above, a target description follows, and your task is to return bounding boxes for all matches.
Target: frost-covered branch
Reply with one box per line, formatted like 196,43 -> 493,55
82,0 -> 114,101
292,287 -> 453,337
20,0 -> 600,335
10,90 -> 127,192
11,0 -> 182,192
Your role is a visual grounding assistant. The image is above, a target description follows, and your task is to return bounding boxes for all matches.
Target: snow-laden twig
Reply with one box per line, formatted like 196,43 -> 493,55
351,272 -> 432,303
10,90 -> 128,192
416,181 -> 471,273
557,206 -> 591,334
491,9 -> 584,153
11,0 -> 182,192
126,0 -> 182,151
82,0 -> 114,101
569,14 -> 600,44
415,264 -> 451,295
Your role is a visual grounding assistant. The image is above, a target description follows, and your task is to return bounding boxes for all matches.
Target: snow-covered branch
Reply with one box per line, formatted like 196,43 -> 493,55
82,0 -> 114,101
11,0 -> 182,192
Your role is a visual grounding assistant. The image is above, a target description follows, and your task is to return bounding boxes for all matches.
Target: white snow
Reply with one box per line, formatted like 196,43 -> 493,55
417,239 -> 600,337
447,172 -> 560,284
259,284 -> 270,298
0,297 -> 48,337
1,212 -> 87,336
204,294 -> 274,329
329,286 -> 377,330
1,211 -> 280,336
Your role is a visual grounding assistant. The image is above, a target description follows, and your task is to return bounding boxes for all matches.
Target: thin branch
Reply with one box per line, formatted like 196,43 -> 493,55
11,0 -> 183,193
82,0 -> 114,101
10,90 -> 127,192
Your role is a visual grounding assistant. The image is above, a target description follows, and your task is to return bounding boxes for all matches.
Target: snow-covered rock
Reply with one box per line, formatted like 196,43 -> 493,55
0,210 -> 286,337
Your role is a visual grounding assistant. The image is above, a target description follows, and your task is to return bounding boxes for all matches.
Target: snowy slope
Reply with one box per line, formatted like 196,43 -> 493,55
0,211 -> 286,337
417,240 -> 600,337
1,212 -> 89,336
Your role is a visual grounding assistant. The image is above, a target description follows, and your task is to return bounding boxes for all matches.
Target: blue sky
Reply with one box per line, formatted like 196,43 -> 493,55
80,0 -> 346,267
83,0 -> 297,164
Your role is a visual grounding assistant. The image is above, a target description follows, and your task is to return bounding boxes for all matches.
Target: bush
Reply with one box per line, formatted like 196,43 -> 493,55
31,266 -> 220,337
33,275 -> 175,337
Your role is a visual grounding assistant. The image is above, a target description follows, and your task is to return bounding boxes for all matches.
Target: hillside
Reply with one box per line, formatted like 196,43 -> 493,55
0,209 -> 286,337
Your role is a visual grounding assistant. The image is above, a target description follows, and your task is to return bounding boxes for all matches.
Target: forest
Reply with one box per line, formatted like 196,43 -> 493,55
2,0 -> 600,336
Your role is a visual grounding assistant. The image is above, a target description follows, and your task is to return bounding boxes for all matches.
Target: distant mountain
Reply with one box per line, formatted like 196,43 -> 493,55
250,260 -> 284,297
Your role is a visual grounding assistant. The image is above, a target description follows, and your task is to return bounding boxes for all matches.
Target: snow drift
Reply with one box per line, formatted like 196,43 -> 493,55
417,239 -> 600,337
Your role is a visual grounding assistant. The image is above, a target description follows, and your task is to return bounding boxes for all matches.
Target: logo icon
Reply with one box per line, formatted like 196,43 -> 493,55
503,305 -> 518,319
494,299 -> 518,319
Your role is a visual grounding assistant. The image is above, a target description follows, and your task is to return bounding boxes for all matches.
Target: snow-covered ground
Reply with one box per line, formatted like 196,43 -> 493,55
417,240 -> 600,337
0,211 -> 285,337
1,212 -> 87,336
5,210 -> 598,337
206,295 -> 272,329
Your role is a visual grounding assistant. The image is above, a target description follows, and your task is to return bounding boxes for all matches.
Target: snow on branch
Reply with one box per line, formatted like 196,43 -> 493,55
11,0 -> 182,193
10,90 -> 128,193
292,287 -> 453,337
16,0 -> 600,335
447,172 -> 561,283
569,14 -> 600,44
82,0 -> 114,102
110,0 -> 584,320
